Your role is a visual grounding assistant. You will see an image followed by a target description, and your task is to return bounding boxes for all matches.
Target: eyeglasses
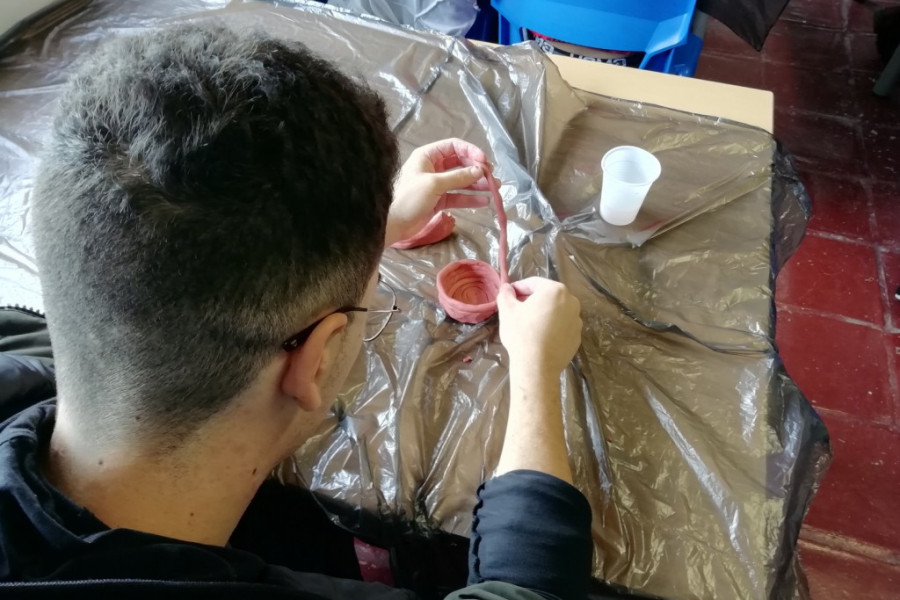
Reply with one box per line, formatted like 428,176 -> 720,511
281,278 -> 400,352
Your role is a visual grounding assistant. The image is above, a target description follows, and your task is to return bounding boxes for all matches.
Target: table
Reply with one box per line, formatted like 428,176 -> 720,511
547,52 -> 773,133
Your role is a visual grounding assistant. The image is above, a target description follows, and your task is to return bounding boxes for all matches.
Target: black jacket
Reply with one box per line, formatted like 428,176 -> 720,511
0,308 -> 594,600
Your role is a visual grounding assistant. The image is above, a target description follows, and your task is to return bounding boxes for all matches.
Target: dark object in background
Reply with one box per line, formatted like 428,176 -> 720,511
466,0 -> 498,42
875,6 -> 900,62
696,0 -> 790,50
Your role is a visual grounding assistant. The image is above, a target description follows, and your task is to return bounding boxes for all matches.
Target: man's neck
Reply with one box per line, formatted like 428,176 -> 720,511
41,403 -> 276,547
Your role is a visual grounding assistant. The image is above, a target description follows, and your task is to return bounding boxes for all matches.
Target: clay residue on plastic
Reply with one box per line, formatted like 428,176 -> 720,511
391,212 -> 456,249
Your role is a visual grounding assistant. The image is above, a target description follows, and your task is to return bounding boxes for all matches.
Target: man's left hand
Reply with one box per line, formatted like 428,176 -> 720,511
385,138 -> 496,248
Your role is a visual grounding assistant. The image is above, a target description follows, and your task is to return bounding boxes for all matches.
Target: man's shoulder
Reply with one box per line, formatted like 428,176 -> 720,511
0,399 -> 54,449
0,305 -> 55,423
0,575 -> 418,600
0,525 -> 418,600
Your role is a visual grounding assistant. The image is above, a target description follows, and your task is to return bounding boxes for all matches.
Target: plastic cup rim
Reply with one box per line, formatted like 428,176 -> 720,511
601,145 -> 661,184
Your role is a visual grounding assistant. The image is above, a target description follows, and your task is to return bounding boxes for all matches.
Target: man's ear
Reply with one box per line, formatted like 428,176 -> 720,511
280,313 -> 348,412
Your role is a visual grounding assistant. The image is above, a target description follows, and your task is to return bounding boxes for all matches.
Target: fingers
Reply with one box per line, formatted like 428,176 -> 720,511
415,138 -> 492,174
468,175 -> 502,192
428,164 -> 496,211
496,282 -> 517,312
437,172 -> 501,210
409,138 -> 498,206
509,277 -> 558,297
429,165 -> 483,193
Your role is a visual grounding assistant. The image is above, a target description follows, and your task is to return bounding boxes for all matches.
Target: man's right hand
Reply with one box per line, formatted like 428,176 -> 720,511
496,278 -> 582,378
466,283 -> 591,600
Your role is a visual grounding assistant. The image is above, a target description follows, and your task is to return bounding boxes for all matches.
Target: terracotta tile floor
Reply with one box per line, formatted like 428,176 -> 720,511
697,1 -> 900,597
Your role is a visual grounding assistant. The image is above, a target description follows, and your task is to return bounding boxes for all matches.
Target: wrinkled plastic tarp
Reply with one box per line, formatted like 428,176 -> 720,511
0,2 -> 829,599
328,0 -> 478,37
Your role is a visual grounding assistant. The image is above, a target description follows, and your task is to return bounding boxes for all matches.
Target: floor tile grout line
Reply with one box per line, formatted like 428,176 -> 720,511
762,53 -> 853,70
800,526 -> 900,567
804,229 -> 877,248
865,182 -> 900,340
844,29 -> 869,121
813,406 -> 895,429
791,168 -> 900,190
773,104 -> 900,131
795,175 -> 900,248
853,104 -> 871,180
885,333 -> 900,423
815,406 -> 900,432
867,179 -> 881,263
805,218 -> 900,255
802,229 -> 900,254
701,49 -> 888,79
875,245 -> 900,415
776,303 -> 886,332
779,22 -> 843,34
700,50 -> 761,64
873,239 -> 895,332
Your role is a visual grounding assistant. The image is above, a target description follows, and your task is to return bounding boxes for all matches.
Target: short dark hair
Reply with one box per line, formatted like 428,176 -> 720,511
32,24 -> 398,443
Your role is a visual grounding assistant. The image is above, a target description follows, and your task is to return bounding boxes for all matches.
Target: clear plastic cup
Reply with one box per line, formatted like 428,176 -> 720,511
599,146 -> 661,226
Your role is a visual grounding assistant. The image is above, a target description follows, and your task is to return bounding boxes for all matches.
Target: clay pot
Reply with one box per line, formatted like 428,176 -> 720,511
437,259 -> 501,324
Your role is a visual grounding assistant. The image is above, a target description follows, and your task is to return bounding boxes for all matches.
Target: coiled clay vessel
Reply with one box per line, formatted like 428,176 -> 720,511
437,176 -> 508,323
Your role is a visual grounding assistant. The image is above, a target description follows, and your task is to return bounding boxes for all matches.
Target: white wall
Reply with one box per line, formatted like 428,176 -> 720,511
0,0 -> 61,37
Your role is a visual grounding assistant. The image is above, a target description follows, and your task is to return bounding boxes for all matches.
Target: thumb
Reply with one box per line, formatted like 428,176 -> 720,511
429,165 -> 483,194
496,282 -> 517,313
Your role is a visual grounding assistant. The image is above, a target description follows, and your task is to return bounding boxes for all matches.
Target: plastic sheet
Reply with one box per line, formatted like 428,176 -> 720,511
0,2 -> 829,599
328,0 -> 478,37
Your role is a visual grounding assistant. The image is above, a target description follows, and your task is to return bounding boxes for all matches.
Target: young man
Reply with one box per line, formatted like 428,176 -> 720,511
0,24 -> 590,599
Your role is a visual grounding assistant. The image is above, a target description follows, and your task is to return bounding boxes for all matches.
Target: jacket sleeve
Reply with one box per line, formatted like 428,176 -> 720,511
465,470 -> 593,600
445,581 -> 557,600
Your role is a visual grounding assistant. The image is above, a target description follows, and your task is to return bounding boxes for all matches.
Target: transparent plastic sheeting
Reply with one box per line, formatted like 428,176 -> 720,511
328,0 -> 479,37
0,2 -> 829,599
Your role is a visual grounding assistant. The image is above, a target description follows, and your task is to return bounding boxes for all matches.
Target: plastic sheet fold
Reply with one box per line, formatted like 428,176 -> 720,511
0,2 -> 828,599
